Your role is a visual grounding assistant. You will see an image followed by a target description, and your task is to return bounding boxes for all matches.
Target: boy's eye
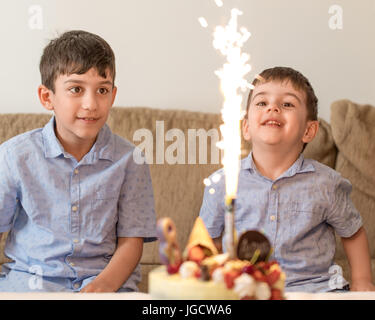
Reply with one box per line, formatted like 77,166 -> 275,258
256,101 -> 266,107
69,87 -> 82,94
98,87 -> 109,95
283,102 -> 294,107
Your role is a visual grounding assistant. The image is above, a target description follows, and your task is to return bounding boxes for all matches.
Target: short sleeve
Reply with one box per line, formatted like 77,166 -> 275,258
117,154 -> 157,242
0,145 -> 19,232
326,175 -> 363,238
199,174 -> 226,239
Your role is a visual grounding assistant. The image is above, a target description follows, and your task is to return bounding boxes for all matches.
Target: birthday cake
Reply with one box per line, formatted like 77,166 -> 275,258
149,217 -> 285,300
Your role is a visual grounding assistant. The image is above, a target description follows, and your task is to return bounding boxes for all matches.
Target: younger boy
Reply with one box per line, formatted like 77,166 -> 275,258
200,66 -> 374,292
0,30 -> 156,292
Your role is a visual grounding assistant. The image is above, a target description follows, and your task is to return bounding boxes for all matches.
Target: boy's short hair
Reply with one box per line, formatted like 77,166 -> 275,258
40,30 -> 116,92
246,66 -> 318,121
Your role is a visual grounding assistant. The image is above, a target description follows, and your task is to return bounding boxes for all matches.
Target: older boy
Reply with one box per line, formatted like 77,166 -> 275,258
0,30 -> 156,292
200,66 -> 374,292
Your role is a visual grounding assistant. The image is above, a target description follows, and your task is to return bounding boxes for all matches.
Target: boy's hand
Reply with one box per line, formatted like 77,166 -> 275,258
79,237 -> 143,293
80,278 -> 115,293
350,280 -> 375,292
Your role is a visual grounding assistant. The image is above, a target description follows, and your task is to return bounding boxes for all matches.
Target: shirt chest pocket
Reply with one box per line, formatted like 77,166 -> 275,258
94,183 -> 118,199
284,202 -> 324,235
91,186 -> 118,219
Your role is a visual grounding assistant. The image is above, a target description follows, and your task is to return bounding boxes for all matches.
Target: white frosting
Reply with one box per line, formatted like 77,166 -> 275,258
255,281 -> 271,300
211,267 -> 225,283
212,253 -> 229,265
233,273 -> 256,298
179,261 -> 199,278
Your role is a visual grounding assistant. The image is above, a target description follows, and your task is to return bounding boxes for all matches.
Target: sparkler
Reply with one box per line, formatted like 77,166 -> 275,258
200,5 -> 252,259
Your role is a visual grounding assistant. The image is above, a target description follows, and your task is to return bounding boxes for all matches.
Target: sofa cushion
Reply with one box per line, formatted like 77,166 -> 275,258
331,100 -> 375,260
331,100 -> 375,196
0,113 -> 51,144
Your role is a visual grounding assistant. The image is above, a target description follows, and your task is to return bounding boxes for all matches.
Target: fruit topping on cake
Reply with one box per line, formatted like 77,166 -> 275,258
155,217 -> 286,300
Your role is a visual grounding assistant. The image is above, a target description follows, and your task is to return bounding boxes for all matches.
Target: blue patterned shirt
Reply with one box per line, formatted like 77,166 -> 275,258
0,117 -> 156,292
200,152 -> 362,292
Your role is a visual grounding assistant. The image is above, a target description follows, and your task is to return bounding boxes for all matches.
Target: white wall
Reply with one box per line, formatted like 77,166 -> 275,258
0,0 -> 374,123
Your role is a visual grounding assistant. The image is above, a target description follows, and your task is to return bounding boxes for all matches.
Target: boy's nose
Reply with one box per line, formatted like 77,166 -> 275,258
81,93 -> 98,111
82,104 -> 97,111
267,104 -> 280,113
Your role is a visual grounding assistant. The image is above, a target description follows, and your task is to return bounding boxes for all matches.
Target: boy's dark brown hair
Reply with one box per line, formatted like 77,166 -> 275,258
40,30 -> 116,92
246,66 -> 318,121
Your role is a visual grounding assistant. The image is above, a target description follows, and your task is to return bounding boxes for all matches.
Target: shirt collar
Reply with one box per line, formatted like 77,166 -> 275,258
91,123 -> 114,162
241,151 -> 315,179
42,116 -> 114,162
42,116 -> 64,158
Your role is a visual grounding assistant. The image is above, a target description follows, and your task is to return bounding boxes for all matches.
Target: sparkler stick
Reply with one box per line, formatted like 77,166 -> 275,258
224,195 -> 236,259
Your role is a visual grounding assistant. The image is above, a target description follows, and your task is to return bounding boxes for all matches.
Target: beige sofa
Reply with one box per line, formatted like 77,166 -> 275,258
0,99 -> 374,292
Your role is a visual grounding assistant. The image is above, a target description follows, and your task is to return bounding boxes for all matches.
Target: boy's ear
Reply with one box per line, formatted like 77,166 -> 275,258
38,85 -> 54,111
110,86 -> 117,106
302,120 -> 319,144
242,117 -> 251,141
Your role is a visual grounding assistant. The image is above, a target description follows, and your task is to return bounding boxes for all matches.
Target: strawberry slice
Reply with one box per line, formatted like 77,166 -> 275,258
224,270 -> 241,289
252,269 -> 267,282
270,288 -> 283,300
194,269 -> 201,279
257,261 -> 267,270
188,246 -> 206,264
267,269 -> 281,285
167,263 -> 180,275
242,265 -> 255,275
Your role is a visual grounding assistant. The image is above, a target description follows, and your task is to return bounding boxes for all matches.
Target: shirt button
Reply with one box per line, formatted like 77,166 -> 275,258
270,215 -> 276,221
272,185 -> 278,190
72,205 -> 78,212
73,283 -> 80,289
73,239 -> 79,244
74,169 -> 79,175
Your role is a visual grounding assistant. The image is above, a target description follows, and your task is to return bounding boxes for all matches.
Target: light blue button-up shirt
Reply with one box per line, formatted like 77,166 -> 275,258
0,117 -> 156,292
200,152 -> 362,293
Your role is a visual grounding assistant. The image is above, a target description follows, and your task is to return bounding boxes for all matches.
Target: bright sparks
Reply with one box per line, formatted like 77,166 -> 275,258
198,17 -> 208,28
213,8 -> 251,198
203,178 -> 211,186
214,0 -> 224,7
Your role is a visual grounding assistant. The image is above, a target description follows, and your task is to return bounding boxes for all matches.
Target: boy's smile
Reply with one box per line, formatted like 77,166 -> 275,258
243,80 -> 315,153
38,68 -> 117,160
